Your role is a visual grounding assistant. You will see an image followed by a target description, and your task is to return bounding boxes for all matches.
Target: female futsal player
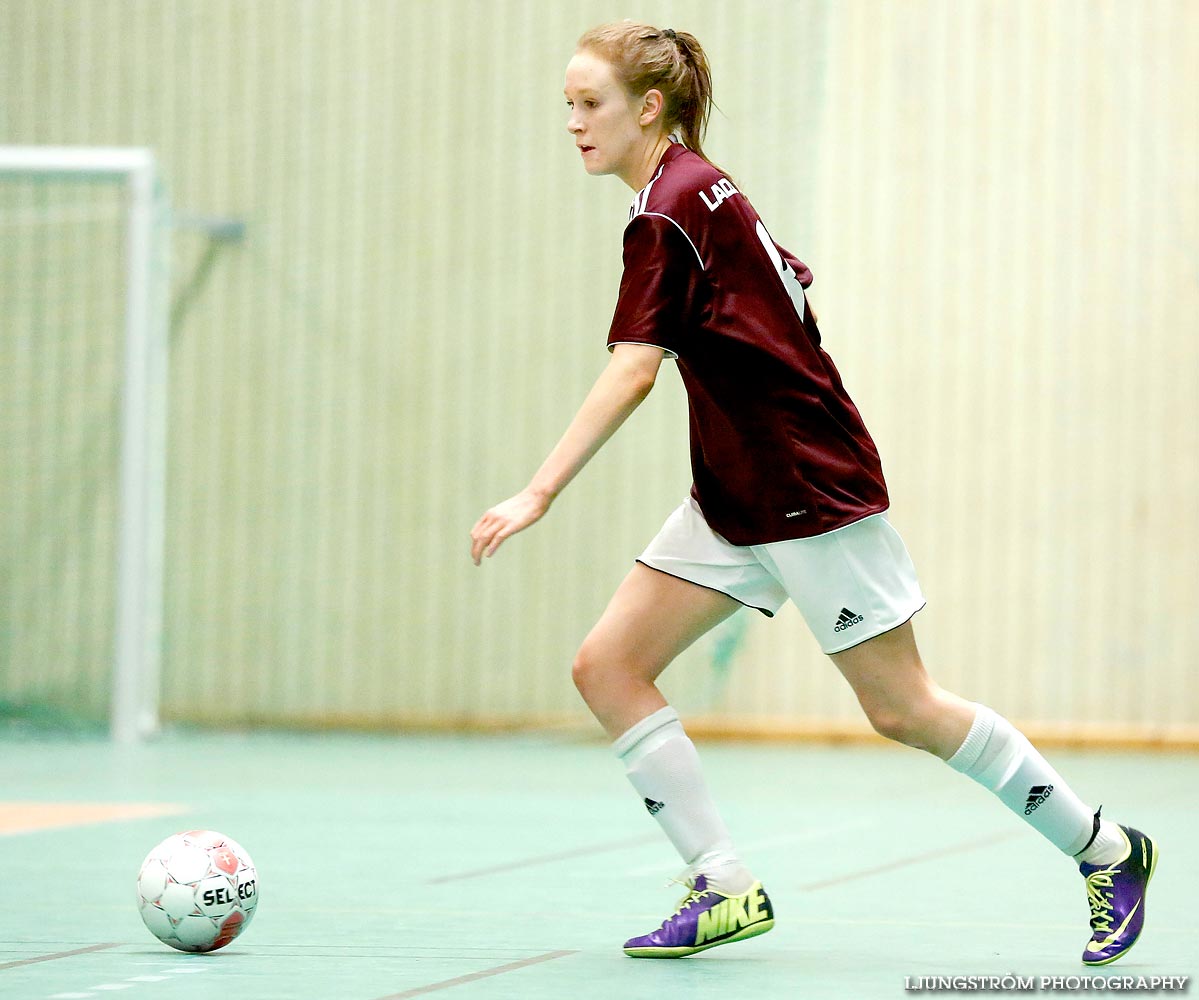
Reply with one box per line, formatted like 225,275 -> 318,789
469,21 -> 1155,964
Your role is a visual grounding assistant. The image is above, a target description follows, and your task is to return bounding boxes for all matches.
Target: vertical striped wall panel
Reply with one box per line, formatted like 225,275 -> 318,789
0,179 -> 126,721
1,0 -> 1195,736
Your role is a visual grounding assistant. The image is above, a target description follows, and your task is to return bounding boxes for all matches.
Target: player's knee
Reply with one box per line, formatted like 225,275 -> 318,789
865,705 -> 913,745
571,641 -> 607,699
863,701 -> 935,749
571,638 -> 649,702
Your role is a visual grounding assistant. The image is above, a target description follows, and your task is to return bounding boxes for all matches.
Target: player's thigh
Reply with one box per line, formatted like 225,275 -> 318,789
830,621 -> 976,756
577,562 -> 741,684
828,620 -> 936,712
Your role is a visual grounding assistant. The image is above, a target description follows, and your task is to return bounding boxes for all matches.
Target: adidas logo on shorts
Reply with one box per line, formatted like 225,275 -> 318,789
833,607 -> 864,633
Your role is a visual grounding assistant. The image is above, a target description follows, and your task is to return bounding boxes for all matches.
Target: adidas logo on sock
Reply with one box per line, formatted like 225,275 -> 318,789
1025,784 -> 1054,815
643,798 -> 665,816
833,607 -> 865,633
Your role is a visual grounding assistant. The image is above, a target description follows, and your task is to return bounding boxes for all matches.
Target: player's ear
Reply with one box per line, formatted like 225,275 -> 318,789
639,89 -> 665,128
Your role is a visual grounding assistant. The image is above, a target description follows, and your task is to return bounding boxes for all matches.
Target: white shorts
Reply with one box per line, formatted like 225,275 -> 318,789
637,497 -> 926,654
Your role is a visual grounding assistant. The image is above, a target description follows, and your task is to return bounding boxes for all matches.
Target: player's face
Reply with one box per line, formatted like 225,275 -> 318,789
564,51 -> 653,186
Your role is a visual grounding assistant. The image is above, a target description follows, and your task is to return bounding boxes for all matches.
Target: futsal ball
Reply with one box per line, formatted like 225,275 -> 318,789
136,830 -> 258,952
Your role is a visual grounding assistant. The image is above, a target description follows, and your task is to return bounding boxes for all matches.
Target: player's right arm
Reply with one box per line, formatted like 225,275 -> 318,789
469,343 -> 665,565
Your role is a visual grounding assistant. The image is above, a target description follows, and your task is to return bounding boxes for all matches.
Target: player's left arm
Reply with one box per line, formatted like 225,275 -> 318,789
469,343 -> 665,565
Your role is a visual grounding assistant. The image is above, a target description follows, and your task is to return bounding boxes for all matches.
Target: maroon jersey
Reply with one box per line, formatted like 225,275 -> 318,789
607,141 -> 889,545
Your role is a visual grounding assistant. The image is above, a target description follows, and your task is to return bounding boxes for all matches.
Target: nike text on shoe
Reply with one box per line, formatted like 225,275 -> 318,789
1079,824 -> 1158,966
623,874 -> 774,958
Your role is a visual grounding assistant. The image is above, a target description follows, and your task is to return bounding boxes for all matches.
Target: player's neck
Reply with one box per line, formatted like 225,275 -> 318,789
621,134 -> 674,192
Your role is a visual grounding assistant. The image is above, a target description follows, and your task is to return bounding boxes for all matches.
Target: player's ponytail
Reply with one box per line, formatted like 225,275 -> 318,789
577,21 -> 723,172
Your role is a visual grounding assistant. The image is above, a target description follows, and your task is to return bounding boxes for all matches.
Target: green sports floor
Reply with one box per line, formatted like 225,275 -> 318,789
0,731 -> 1193,1000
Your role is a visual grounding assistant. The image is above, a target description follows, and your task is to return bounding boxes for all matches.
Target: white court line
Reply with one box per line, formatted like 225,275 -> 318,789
130,963 -> 210,970
48,960 -> 209,999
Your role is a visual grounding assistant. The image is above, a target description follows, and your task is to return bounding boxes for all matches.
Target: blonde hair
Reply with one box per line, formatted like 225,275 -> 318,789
577,21 -> 718,167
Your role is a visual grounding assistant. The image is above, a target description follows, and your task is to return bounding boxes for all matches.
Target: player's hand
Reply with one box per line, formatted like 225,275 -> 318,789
470,489 -> 551,565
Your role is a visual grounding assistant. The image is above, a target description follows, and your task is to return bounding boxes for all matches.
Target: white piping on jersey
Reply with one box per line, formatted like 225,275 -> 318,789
629,162 -> 665,218
627,158 -> 706,270
636,212 -> 705,271
608,340 -> 679,360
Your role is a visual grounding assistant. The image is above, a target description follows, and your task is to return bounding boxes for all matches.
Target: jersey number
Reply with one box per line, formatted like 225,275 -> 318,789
755,220 -> 807,322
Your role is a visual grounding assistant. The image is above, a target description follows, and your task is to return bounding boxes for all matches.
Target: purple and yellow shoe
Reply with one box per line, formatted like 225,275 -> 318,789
1079,824 -> 1158,966
623,874 -> 774,958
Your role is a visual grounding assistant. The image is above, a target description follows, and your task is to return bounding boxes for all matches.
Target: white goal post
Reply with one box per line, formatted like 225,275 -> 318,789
0,146 -> 168,742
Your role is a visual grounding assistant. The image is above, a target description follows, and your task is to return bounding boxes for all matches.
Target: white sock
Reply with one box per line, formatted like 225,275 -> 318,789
947,704 -> 1124,863
1076,818 -> 1128,867
614,706 -> 754,894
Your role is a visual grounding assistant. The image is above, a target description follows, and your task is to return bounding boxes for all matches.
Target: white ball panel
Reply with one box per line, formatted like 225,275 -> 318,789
137,859 -> 169,902
173,914 -> 219,949
138,902 -> 174,940
151,834 -> 188,861
159,880 -> 199,921
164,846 -> 211,885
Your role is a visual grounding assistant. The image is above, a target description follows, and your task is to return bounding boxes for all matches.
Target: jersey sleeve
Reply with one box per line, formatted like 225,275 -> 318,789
606,214 -> 702,359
